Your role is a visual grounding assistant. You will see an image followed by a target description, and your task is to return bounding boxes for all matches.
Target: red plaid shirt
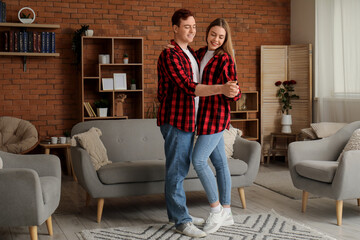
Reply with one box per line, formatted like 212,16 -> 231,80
195,46 -> 241,135
157,40 -> 199,132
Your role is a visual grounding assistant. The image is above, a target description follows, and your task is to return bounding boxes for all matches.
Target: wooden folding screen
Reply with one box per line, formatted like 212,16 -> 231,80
260,44 -> 312,158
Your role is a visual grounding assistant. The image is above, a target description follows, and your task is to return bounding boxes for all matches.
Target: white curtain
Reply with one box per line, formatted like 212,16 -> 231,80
315,0 -> 360,123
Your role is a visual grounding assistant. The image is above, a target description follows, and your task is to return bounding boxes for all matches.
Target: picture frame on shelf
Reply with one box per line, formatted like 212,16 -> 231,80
102,78 -> 114,90
114,73 -> 127,90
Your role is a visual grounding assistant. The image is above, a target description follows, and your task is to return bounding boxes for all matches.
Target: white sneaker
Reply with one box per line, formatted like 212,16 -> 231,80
223,211 -> 234,226
203,206 -> 228,233
169,215 -> 205,226
176,222 -> 207,238
190,215 -> 205,225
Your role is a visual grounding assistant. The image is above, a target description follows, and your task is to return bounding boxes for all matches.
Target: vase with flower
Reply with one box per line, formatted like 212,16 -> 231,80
275,80 -> 299,133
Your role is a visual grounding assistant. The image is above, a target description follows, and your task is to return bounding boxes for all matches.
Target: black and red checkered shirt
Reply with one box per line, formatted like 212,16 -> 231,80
157,40 -> 199,132
195,46 -> 241,135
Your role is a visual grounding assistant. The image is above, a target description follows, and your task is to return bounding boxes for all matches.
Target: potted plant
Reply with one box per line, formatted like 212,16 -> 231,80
130,78 -> 136,90
275,80 -> 299,133
18,7 -> 36,24
94,99 -> 110,117
123,53 -> 129,64
72,25 -> 89,65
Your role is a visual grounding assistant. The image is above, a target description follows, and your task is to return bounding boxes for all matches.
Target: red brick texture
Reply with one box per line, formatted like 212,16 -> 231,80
0,0 -> 290,140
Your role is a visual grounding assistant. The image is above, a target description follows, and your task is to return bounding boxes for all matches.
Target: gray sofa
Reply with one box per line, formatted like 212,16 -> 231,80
71,119 -> 261,222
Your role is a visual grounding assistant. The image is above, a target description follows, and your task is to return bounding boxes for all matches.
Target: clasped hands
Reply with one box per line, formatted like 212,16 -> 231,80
223,81 -> 239,98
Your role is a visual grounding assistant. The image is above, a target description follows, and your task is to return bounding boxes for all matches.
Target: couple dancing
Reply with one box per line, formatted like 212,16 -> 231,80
157,9 -> 241,238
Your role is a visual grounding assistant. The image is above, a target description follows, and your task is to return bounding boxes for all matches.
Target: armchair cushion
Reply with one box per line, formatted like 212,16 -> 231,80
310,122 -> 347,138
73,127 -> 111,170
337,128 -> 360,162
295,160 -> 339,183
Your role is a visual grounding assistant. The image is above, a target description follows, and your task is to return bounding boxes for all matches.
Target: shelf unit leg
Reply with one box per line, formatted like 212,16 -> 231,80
23,56 -> 27,72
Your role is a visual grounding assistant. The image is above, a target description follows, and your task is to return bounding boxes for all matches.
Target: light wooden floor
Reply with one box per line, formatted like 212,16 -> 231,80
1,164 -> 360,240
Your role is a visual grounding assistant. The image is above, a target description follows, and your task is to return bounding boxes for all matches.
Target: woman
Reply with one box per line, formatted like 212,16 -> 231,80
192,18 -> 240,234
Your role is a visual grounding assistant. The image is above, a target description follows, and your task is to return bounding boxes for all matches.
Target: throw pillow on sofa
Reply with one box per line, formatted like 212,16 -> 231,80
223,126 -> 242,158
337,128 -> 360,162
73,127 -> 111,170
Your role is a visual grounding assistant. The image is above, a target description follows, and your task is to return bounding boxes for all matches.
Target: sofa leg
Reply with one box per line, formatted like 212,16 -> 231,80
336,200 -> 343,226
97,198 -> 105,223
46,216 -> 53,236
238,187 -> 246,209
302,191 -> 308,212
357,199 -> 360,206
86,192 -> 91,206
29,226 -> 37,240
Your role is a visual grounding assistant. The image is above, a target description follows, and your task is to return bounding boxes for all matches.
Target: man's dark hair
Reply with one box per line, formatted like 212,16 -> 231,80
171,9 -> 194,27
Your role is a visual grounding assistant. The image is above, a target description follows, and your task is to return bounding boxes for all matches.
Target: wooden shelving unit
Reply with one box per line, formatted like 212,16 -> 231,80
0,22 -> 60,71
230,91 -> 259,140
81,36 -> 144,121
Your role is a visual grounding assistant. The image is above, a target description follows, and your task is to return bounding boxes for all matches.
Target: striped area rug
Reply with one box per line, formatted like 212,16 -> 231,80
79,210 -> 336,240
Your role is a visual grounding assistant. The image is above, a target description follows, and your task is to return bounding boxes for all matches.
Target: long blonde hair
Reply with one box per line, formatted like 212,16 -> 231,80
205,18 -> 235,63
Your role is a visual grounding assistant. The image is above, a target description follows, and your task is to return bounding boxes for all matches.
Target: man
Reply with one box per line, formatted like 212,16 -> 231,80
157,9 -> 239,238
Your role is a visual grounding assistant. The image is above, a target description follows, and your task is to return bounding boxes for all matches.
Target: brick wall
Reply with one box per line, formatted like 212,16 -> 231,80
0,0 -> 290,141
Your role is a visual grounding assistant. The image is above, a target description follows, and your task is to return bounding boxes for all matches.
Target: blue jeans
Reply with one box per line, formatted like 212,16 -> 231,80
160,124 -> 194,226
192,131 -> 231,206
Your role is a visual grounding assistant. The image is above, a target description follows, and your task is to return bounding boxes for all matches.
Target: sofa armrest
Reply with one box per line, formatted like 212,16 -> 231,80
71,147 -> 105,197
0,151 -> 61,179
232,137 -> 261,181
0,168 -> 43,225
332,150 -> 360,198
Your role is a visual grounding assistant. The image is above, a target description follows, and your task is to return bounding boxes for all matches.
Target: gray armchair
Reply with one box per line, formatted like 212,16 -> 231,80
288,121 -> 360,226
0,151 -> 61,240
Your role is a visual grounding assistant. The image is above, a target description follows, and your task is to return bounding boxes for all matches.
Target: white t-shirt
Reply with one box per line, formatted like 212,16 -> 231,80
182,48 -> 200,119
200,50 -> 214,81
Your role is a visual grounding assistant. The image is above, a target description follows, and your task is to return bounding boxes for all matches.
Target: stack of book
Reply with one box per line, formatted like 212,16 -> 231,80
0,1 -> 6,23
0,31 -> 56,53
83,102 -> 97,117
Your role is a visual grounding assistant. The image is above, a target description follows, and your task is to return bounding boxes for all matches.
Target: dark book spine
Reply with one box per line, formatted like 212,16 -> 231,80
51,32 -> 55,53
23,31 -> 28,52
28,31 -> 33,52
9,30 -> 13,52
45,32 -> 50,53
2,2 -> 5,22
0,1 -> 3,23
33,32 -> 37,53
14,31 -> 18,52
37,32 -> 41,52
4,31 -> 8,51
41,32 -> 45,53
19,31 -> 23,52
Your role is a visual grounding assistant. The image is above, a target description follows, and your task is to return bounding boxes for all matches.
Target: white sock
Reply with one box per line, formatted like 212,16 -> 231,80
210,204 -> 222,213
223,207 -> 231,214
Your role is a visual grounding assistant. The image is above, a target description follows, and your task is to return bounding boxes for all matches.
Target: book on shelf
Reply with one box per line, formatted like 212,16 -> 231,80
83,102 -> 92,117
83,102 -> 97,117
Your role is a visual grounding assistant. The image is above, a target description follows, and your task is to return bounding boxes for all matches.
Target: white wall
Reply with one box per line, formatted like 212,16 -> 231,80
291,0 -> 316,121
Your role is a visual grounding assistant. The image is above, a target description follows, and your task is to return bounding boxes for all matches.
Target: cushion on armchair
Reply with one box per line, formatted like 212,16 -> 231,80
0,116 -> 38,154
295,160 -> 339,183
337,128 -> 360,162
310,122 -> 347,139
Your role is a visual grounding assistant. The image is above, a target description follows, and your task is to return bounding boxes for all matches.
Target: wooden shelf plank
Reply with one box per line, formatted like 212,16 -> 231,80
0,22 -> 60,28
0,52 -> 60,57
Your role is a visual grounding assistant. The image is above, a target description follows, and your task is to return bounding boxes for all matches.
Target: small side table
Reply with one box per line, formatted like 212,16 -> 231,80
39,142 -> 77,182
267,132 -> 299,164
